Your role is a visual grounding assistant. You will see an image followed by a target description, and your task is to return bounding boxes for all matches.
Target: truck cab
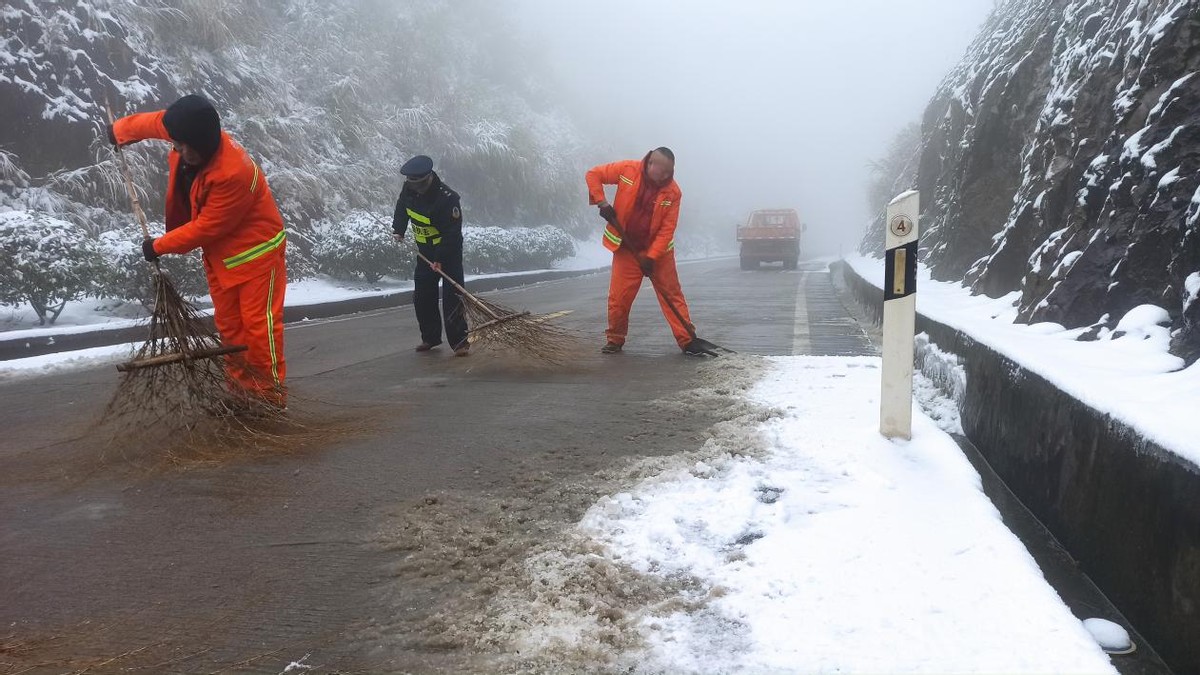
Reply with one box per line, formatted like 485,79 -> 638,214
738,209 -> 804,270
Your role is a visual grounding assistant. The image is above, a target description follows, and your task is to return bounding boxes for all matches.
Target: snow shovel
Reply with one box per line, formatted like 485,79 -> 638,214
604,215 -> 734,357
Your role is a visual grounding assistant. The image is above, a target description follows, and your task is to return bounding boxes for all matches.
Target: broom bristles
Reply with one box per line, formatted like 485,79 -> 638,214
102,270 -> 285,436
454,292 -> 579,365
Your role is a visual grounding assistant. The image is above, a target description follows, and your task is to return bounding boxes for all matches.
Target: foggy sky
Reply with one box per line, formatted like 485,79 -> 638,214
512,0 -> 996,255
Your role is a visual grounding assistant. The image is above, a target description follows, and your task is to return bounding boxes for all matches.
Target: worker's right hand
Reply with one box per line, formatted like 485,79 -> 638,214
392,232 -> 404,242
597,203 -> 616,223
141,238 -> 159,262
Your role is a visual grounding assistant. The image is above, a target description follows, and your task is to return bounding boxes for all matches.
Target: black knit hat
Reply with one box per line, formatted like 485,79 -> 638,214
162,94 -> 221,160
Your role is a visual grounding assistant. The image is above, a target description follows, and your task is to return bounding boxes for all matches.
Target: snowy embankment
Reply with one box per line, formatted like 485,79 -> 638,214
508,356 -> 1114,672
0,276 -> 420,381
844,255 -> 1199,468
0,238 -> 615,334
0,238 -> 616,380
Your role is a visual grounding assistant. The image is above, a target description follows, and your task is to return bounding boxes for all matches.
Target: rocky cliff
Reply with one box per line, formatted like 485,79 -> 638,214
915,0 -> 1200,361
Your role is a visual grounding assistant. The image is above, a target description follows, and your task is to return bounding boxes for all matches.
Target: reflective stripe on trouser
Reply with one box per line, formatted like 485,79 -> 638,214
413,254 -> 468,349
208,254 -> 287,402
606,248 -> 693,349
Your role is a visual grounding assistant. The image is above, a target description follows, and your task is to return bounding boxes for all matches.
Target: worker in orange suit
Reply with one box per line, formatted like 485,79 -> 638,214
585,147 -> 707,355
110,94 -> 288,407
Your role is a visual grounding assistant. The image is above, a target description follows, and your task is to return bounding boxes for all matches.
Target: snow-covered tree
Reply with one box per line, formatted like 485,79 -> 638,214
0,150 -> 30,192
859,122 -> 921,256
0,0 -> 600,307
0,211 -> 104,324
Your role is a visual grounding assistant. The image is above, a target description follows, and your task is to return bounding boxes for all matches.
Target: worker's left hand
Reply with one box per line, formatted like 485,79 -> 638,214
429,261 -> 443,273
105,123 -> 137,148
637,255 -> 654,276
141,238 -> 159,262
597,203 -> 617,223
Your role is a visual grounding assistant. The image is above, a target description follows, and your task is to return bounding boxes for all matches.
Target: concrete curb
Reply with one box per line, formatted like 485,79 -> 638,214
0,266 -> 608,362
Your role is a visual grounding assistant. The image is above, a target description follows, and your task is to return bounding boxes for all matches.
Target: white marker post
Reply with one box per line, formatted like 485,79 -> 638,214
880,190 -> 919,440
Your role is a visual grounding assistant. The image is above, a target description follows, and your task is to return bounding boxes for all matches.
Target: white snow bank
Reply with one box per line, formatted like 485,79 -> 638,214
573,356 -> 1114,673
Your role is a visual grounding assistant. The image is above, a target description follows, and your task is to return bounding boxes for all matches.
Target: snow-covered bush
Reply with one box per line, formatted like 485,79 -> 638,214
0,210 -> 105,324
313,215 -> 574,280
515,225 -> 576,270
94,222 -> 208,307
313,211 -> 410,282
463,225 -> 575,273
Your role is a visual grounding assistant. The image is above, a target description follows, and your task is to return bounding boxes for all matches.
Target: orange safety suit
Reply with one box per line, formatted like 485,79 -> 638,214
585,152 -> 693,349
113,111 -> 287,402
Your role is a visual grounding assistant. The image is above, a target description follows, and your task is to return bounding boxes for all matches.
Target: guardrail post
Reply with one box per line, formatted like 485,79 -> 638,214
880,190 -> 919,440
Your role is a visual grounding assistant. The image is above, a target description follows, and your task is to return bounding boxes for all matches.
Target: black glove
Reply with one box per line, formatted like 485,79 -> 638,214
142,238 -> 159,262
638,255 -> 654,276
106,123 -> 117,146
598,203 -> 617,223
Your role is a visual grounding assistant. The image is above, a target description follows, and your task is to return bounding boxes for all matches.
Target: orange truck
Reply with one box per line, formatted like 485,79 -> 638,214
738,209 -> 804,270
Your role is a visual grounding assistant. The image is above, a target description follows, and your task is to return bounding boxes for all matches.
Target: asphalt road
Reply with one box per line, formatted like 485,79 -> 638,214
0,259 -> 873,673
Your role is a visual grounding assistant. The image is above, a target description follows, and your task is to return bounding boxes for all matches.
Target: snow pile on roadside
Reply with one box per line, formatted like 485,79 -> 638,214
0,343 -> 137,383
516,356 -> 1114,673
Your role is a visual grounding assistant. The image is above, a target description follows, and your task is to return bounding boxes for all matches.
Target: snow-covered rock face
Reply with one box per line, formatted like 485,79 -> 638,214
918,0 -> 1200,361
0,1 -> 169,177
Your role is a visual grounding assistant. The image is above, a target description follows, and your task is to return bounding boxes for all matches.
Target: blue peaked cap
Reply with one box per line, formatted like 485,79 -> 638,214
401,155 -> 434,179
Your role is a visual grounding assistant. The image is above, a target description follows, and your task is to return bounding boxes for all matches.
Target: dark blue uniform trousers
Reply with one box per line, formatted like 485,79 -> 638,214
413,255 -> 468,349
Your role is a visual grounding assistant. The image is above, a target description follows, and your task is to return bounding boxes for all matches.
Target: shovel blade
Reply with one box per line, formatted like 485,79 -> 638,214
685,337 -> 734,357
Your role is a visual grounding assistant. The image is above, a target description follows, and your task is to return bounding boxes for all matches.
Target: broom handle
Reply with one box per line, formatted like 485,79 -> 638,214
604,215 -> 698,339
369,211 -> 502,320
413,250 -> 502,321
104,100 -> 159,268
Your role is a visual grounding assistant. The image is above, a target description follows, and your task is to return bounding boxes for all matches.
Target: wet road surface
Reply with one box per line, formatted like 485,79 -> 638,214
0,259 -> 872,672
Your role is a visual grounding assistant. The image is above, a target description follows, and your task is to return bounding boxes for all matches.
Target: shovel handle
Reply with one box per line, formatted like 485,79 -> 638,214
604,215 -> 698,339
